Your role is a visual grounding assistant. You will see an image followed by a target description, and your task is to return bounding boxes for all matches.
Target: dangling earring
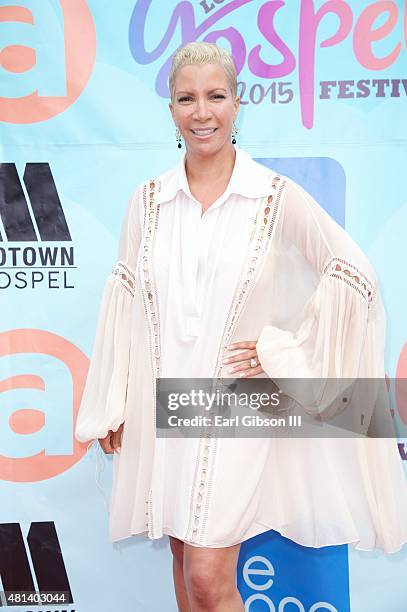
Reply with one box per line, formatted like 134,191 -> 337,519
231,122 -> 238,144
175,127 -> 182,149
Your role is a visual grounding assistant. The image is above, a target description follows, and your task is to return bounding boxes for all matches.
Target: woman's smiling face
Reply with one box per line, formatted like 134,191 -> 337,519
169,62 -> 240,157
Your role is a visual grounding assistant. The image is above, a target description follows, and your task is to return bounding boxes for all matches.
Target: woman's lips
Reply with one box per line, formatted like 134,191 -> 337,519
190,128 -> 217,138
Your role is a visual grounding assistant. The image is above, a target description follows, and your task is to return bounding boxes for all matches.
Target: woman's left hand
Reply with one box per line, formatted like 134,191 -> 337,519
222,341 -> 264,378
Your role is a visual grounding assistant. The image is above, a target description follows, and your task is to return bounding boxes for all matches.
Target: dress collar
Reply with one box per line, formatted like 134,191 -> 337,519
155,146 -> 274,205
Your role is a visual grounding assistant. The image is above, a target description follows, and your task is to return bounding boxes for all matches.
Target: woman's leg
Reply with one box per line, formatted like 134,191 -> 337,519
169,536 -> 191,612
183,542 -> 244,611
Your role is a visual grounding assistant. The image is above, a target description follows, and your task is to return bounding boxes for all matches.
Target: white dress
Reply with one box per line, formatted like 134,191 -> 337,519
75,147 -> 407,552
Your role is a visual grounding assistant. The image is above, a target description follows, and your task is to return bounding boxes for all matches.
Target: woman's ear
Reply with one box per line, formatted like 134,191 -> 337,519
234,96 -> 240,119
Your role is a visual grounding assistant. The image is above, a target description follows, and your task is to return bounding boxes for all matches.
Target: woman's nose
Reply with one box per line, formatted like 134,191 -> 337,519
192,98 -> 212,120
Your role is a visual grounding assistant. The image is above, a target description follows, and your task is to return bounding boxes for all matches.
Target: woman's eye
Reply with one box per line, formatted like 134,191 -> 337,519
177,94 -> 225,102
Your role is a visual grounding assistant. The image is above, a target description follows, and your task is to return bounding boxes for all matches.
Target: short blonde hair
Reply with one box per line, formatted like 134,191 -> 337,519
169,42 -> 237,101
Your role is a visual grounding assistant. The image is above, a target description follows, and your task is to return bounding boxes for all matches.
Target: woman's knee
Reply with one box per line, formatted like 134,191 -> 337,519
184,557 -> 235,606
185,563 -> 220,606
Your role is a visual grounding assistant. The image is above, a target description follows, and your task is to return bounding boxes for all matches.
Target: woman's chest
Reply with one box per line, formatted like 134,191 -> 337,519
153,195 -> 257,292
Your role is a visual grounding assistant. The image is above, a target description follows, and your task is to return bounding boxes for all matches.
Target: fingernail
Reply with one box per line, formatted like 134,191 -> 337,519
228,367 -> 235,374
223,357 -> 230,364
116,447 -> 121,454
239,372 -> 246,378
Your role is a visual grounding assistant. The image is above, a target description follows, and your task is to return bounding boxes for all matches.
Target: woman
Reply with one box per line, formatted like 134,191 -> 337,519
76,42 -> 407,611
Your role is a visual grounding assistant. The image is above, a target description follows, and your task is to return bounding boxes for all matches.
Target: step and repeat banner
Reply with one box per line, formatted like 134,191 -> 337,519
1,1 -> 406,610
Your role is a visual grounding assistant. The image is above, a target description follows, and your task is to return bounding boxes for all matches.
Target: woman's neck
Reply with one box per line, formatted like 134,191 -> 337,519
185,144 -> 236,187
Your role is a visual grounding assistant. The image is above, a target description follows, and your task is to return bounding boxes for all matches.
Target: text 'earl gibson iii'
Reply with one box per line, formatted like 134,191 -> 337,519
167,414 -> 303,428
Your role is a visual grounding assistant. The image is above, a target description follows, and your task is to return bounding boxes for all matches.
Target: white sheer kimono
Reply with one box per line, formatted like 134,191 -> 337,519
75,147 -> 407,552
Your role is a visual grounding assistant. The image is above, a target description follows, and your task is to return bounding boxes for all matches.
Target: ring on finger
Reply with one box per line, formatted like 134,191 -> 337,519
250,358 -> 258,368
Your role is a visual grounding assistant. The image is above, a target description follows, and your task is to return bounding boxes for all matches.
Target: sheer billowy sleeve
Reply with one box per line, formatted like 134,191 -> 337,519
256,178 -> 386,422
75,186 -> 142,443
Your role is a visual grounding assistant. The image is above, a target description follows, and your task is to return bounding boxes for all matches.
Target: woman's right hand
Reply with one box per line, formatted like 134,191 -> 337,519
98,422 -> 124,454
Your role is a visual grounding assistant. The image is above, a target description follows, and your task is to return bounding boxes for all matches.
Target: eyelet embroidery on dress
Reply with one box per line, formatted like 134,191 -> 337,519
140,179 -> 161,379
185,174 -> 287,544
323,257 -> 375,306
213,175 -> 285,377
140,178 -> 162,539
111,261 -> 135,297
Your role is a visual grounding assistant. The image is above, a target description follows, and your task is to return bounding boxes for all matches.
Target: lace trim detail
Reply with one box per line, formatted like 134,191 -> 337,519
185,174 -> 287,545
213,174 -> 284,378
111,261 -> 135,297
140,178 -> 161,540
140,179 -> 161,379
323,257 -> 375,305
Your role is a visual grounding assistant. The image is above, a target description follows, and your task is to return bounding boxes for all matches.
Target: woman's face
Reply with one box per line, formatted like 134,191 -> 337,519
169,62 -> 239,158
